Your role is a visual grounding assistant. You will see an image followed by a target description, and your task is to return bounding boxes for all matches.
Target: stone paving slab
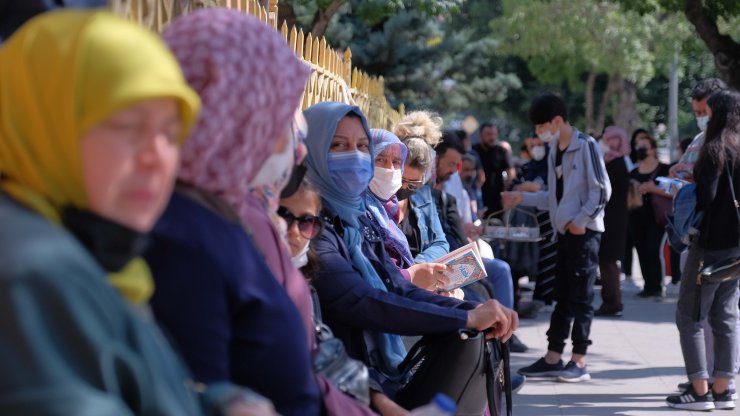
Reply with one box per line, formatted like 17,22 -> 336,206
510,279 -> 738,415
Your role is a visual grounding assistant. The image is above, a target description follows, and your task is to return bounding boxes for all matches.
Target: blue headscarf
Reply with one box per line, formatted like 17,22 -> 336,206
371,128 -> 408,163
304,102 -> 406,378
366,129 -> 415,268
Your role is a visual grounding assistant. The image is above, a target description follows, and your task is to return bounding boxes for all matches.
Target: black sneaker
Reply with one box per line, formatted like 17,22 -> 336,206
666,385 -> 715,411
594,306 -> 623,317
677,381 -> 739,401
556,361 -> 591,383
637,289 -> 663,298
508,334 -> 528,353
518,357 -> 564,378
713,389 -> 736,410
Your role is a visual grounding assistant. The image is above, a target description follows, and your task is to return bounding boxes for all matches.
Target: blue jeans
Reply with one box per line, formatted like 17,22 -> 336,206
484,258 -> 514,309
462,258 -> 514,309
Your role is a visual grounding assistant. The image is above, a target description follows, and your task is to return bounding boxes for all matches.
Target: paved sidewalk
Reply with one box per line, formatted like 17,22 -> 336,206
511,278 -> 738,416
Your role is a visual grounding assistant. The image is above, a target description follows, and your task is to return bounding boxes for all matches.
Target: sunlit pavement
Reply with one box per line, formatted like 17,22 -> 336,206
511,260 -> 738,415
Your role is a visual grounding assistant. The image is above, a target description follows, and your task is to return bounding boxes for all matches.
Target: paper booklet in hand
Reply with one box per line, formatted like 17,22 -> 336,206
432,241 -> 488,292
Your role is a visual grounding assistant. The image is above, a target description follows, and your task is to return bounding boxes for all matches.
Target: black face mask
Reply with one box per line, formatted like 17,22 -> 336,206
396,188 -> 417,201
635,147 -> 648,161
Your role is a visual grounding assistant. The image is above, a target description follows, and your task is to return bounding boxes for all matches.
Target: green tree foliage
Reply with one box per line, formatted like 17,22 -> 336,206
491,0 -> 700,135
614,0 -> 740,90
310,0 -> 526,126
281,0 -> 463,36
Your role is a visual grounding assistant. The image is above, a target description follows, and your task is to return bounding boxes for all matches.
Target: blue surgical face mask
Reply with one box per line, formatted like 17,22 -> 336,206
327,150 -> 373,197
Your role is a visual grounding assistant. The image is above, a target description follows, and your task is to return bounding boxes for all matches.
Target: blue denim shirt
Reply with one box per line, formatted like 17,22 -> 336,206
409,185 -> 450,263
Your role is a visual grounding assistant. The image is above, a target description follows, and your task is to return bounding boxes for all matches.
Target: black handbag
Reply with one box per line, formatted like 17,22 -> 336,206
310,287 -> 371,405
394,329 -> 511,416
693,163 -> 740,320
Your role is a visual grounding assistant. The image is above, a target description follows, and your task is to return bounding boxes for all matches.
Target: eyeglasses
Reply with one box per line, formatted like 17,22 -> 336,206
277,206 -> 322,239
402,178 -> 424,191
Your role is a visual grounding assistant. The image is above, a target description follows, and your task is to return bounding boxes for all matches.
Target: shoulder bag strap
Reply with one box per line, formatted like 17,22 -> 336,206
726,161 -> 740,223
309,285 -> 323,327
503,342 -> 512,416
484,340 -> 513,416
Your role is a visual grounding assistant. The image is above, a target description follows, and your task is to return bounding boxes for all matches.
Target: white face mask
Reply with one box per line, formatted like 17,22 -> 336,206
249,135 -> 295,192
538,128 -> 560,143
291,241 -> 310,268
531,145 -> 546,161
369,166 -> 403,201
696,115 -> 709,132
598,139 -> 610,156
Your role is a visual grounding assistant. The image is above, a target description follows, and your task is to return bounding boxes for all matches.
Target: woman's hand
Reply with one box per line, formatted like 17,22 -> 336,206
638,181 -> 661,195
463,223 -> 482,242
407,263 -> 448,291
371,391 -> 410,416
466,299 -> 519,342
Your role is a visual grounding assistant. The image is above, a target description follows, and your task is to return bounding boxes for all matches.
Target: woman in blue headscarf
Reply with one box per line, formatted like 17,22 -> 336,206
303,101 -> 517,413
364,128 -> 452,293
365,129 -> 415,268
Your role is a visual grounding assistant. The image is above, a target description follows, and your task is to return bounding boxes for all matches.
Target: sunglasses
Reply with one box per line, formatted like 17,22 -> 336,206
402,178 -> 424,191
277,206 -> 322,239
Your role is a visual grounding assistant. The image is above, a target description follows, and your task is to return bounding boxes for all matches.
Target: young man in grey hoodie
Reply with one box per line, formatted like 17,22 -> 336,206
502,92 -> 611,382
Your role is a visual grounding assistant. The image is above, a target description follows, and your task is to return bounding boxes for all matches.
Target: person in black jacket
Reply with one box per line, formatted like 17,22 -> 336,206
668,90 -> 740,411
595,126 -> 631,317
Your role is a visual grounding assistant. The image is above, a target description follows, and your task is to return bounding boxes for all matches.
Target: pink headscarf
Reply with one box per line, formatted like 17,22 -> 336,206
602,125 -> 630,164
163,9 -> 315,346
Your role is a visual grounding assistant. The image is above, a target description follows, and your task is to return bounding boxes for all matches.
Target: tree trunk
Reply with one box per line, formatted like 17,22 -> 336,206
309,0 -> 346,38
277,2 -> 298,29
613,78 -> 641,135
584,72 -> 596,134
595,74 -> 619,135
684,0 -> 740,90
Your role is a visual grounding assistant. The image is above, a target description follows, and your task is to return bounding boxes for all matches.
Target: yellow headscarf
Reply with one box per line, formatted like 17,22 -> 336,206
0,10 -> 201,304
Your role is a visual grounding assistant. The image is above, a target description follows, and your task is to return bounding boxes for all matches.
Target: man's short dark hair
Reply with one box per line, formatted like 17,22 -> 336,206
690,78 -> 727,101
436,130 -> 465,157
479,122 -> 495,133
528,92 -> 568,125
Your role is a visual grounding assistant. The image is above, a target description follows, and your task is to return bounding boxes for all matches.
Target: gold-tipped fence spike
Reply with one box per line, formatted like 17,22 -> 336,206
281,20 -> 288,43
268,0 -> 278,29
319,37 -> 327,68
311,36 -> 320,65
296,27 -> 304,58
304,31 -> 312,62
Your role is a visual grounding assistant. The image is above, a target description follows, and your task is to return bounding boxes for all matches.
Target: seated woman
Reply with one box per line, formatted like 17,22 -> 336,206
143,9 -> 321,416
0,10 -> 269,415
364,129 -> 450,293
303,101 -> 517,413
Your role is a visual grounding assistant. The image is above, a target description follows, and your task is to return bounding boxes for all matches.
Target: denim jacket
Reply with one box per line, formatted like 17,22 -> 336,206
409,185 -> 450,263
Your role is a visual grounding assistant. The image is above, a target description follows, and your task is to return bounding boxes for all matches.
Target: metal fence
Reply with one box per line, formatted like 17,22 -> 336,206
109,0 -> 403,129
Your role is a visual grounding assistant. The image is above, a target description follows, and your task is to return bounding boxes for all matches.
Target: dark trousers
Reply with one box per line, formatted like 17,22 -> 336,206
632,220 -> 664,293
599,260 -> 622,312
547,230 -> 601,355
